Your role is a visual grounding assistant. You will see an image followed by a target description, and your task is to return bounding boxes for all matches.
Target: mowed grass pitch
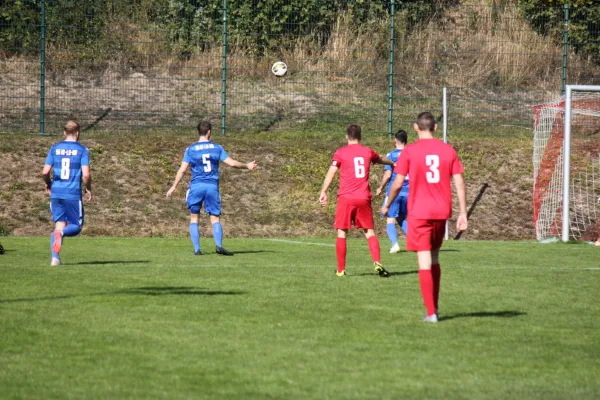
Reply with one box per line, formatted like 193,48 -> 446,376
0,237 -> 598,399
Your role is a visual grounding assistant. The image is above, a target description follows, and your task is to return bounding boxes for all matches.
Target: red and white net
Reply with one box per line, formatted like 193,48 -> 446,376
533,91 -> 600,242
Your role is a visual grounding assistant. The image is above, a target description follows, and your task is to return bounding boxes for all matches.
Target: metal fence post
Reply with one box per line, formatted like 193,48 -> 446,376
39,0 -> 46,135
220,0 -> 228,136
387,0 -> 396,138
562,3 -> 569,95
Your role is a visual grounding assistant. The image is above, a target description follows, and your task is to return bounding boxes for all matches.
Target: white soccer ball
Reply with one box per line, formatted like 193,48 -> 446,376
271,61 -> 288,77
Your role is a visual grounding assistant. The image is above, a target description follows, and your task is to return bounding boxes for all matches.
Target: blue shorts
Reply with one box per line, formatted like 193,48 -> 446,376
186,186 -> 221,216
50,198 -> 84,226
381,194 -> 408,219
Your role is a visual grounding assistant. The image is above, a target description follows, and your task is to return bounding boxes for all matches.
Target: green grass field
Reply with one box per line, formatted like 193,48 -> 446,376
0,237 -> 599,399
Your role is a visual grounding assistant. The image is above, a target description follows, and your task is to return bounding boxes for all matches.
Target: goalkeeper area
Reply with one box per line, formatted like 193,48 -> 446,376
0,237 -> 599,399
534,87 -> 600,242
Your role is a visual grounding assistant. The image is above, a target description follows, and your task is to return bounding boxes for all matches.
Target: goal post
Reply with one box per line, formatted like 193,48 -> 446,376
533,85 -> 600,243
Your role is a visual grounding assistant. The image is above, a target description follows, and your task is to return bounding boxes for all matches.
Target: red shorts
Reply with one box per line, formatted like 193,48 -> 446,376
406,218 -> 446,252
334,197 -> 374,230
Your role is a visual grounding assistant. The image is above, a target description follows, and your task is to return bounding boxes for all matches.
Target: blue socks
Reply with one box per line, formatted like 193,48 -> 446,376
212,222 -> 223,248
399,217 -> 408,234
190,223 -> 200,252
386,223 -> 398,246
62,224 -> 81,237
50,232 -> 59,259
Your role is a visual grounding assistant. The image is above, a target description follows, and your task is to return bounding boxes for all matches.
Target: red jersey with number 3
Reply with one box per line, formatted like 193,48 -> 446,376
394,138 -> 463,219
332,144 -> 380,200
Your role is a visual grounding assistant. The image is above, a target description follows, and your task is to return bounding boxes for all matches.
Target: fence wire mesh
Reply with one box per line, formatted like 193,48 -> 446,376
1,1 -> 599,136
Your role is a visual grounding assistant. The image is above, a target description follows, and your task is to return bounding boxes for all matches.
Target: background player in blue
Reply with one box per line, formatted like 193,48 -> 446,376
376,129 -> 409,254
42,121 -> 92,266
166,121 -> 257,256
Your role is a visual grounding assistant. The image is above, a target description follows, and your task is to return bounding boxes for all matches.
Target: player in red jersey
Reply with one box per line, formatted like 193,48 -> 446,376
382,112 -> 467,322
320,124 -> 394,277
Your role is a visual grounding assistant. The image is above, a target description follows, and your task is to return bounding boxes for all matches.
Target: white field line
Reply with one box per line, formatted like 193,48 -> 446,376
262,238 -> 335,247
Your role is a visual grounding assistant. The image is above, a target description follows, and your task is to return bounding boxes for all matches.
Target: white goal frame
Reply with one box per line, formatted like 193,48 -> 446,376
561,85 -> 600,242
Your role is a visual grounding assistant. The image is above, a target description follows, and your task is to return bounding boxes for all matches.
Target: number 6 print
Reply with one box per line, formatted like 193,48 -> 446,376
353,157 -> 365,178
426,155 -> 440,183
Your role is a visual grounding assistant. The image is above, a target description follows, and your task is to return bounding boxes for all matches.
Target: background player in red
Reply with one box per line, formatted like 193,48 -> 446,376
319,124 -> 394,277
382,112 -> 468,322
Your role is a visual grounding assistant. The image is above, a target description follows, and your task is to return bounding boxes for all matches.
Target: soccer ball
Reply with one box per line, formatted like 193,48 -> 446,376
271,61 -> 288,77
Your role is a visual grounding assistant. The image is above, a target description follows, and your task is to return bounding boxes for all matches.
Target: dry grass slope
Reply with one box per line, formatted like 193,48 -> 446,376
0,130 -> 534,240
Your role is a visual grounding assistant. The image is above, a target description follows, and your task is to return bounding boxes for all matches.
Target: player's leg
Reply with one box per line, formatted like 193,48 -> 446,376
336,229 -> 348,276
407,218 -> 437,322
49,199 -> 66,264
204,189 -> 232,256
334,198 -> 352,275
431,248 -> 441,315
186,188 -> 204,255
430,220 -> 446,316
397,195 -> 408,235
62,199 -> 83,237
356,200 -> 388,277
189,212 -> 202,255
385,196 -> 401,253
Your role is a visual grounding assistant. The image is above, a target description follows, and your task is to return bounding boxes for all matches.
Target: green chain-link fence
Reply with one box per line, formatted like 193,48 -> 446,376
1,1 -> 599,135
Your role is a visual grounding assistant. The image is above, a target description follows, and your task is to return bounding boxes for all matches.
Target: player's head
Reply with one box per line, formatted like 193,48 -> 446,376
346,124 -> 362,142
63,120 -> 80,140
394,129 -> 407,146
197,120 -> 212,139
414,112 -> 437,134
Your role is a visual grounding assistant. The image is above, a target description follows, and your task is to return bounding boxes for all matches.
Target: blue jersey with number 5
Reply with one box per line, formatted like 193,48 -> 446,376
385,149 -> 409,196
183,141 -> 229,188
45,141 -> 90,200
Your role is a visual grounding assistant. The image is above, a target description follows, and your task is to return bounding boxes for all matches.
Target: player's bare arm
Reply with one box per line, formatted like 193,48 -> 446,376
375,156 -> 395,167
453,173 -> 468,232
42,164 -> 52,196
223,157 -> 258,170
166,161 -> 190,198
376,170 -> 392,196
319,165 -> 338,207
82,165 -> 92,202
381,174 -> 405,216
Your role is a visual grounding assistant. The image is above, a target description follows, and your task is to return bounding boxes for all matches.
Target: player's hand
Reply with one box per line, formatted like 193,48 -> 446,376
85,189 -> 92,202
247,161 -> 258,171
375,187 -> 383,196
45,185 -> 51,196
166,187 -> 176,198
381,205 -> 390,217
456,213 -> 468,232
319,191 -> 327,207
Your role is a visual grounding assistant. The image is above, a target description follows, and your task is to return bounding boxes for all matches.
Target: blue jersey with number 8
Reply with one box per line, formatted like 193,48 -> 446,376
183,141 -> 229,188
45,141 -> 90,200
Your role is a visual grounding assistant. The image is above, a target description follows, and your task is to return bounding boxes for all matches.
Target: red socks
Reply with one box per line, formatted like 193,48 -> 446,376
431,263 -> 441,309
335,238 -> 347,273
367,236 -> 381,263
419,270 -> 436,316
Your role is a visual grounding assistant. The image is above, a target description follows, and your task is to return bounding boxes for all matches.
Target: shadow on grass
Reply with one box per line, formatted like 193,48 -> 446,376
0,286 -> 246,303
231,250 -> 276,255
355,270 -> 418,277
439,311 -> 526,321
62,260 -> 151,266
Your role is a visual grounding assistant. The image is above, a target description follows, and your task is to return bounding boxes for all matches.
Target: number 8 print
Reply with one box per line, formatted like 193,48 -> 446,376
426,155 -> 440,183
60,158 -> 70,180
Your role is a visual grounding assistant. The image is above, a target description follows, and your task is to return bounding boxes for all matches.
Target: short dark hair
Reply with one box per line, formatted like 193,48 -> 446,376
416,112 -> 436,132
197,120 -> 212,137
394,129 -> 407,144
346,124 -> 361,141
64,120 -> 80,136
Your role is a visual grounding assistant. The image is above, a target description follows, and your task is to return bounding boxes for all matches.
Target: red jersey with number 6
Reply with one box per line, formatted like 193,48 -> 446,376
332,144 -> 381,200
394,138 -> 463,220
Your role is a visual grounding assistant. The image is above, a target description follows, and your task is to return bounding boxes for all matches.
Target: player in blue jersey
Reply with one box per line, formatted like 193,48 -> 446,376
42,121 -> 92,266
376,129 -> 409,254
166,121 -> 257,256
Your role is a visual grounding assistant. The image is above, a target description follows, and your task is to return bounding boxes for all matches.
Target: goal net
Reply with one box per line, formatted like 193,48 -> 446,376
533,88 -> 600,242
